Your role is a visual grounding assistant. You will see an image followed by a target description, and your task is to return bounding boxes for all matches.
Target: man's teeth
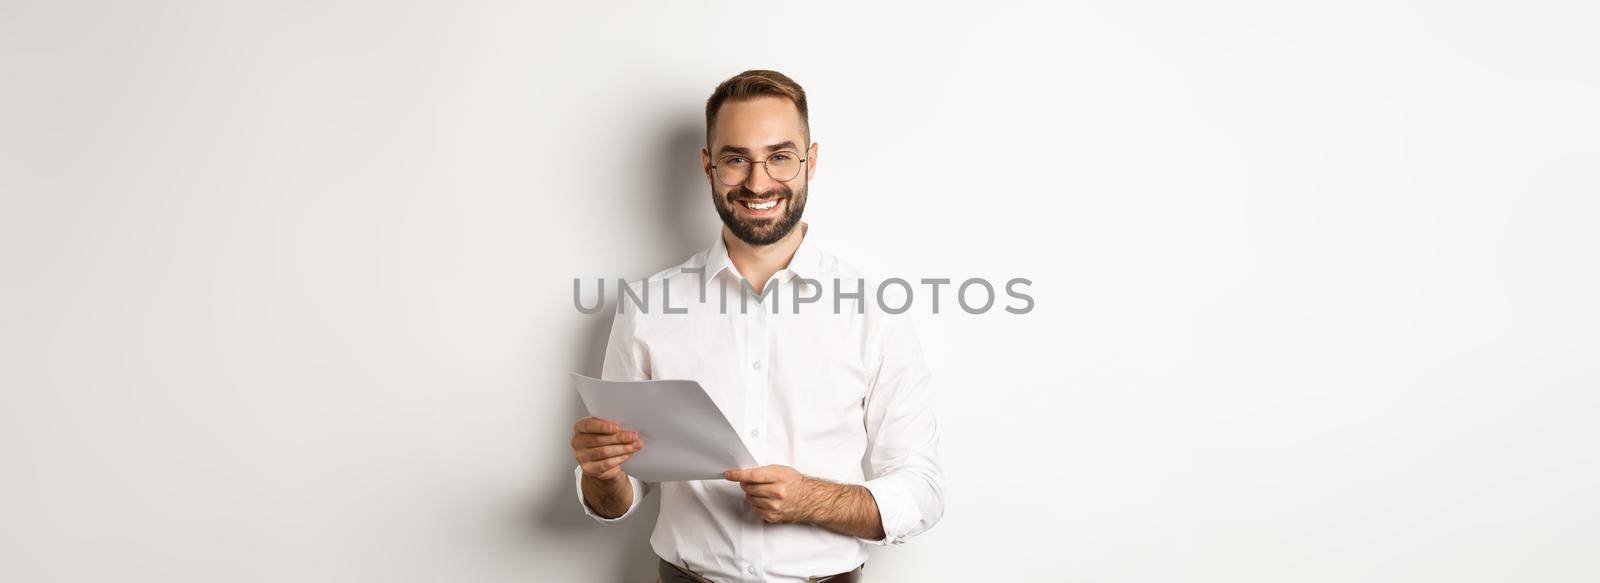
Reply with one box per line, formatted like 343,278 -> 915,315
744,200 -> 778,210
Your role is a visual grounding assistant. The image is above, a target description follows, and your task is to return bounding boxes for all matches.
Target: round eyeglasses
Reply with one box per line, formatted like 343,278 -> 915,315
710,151 -> 807,186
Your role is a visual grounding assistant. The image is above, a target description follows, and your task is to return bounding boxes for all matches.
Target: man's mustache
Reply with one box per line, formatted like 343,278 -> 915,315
727,185 -> 791,201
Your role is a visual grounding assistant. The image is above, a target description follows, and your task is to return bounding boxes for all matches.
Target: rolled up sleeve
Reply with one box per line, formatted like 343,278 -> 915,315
573,465 -> 652,523
857,313 -> 946,545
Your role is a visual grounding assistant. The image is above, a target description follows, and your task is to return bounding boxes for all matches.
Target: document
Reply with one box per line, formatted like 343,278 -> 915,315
571,373 -> 758,482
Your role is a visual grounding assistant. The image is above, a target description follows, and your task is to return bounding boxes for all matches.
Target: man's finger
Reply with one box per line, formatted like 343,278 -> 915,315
574,416 -> 622,434
723,468 -> 764,482
581,453 -> 631,476
573,431 -> 638,449
727,466 -> 778,483
741,483 -> 779,498
577,442 -> 642,462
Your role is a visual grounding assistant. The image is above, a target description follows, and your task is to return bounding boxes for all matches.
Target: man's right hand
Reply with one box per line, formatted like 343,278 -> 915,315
572,416 -> 643,482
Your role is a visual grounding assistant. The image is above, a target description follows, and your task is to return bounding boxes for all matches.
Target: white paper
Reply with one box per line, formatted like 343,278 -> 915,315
571,373 -> 758,482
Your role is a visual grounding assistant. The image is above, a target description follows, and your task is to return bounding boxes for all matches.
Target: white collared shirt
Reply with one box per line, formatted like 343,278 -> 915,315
572,224 -> 946,582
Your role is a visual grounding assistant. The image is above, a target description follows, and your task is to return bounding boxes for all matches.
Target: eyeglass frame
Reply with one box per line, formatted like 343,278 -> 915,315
707,147 -> 811,186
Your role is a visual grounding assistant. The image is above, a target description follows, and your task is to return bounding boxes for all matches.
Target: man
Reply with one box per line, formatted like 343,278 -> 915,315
570,70 -> 945,583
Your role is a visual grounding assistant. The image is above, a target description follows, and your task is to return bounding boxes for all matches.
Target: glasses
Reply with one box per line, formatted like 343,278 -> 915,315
710,150 -> 807,186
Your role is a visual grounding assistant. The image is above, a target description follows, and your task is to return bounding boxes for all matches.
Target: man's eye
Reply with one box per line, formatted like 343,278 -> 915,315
770,153 -> 793,161
724,157 -> 748,165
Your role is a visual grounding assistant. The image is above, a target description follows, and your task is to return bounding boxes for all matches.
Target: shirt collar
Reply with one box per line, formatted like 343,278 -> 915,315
703,230 -> 735,288
702,222 -> 819,289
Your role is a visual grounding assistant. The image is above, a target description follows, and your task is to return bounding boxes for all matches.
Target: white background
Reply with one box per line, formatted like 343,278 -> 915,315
3,1 -> 1597,581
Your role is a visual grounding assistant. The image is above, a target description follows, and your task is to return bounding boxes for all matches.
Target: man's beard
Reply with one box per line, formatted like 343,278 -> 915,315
713,182 -> 807,246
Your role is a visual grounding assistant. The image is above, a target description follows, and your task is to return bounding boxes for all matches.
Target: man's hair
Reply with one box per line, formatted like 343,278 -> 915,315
705,69 -> 809,146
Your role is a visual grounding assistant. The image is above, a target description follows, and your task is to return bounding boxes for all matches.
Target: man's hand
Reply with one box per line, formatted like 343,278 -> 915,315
572,416 -> 642,481
723,465 -> 887,540
721,465 -> 822,523
573,416 -> 642,519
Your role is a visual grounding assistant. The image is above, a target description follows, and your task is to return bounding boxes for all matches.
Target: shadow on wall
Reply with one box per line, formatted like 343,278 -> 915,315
524,118 -> 713,583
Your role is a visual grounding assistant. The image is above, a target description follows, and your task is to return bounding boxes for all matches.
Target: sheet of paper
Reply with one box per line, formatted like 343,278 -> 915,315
571,373 -> 758,482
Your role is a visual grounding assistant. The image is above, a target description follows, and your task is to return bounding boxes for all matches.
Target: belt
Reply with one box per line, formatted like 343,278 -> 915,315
658,557 -> 864,583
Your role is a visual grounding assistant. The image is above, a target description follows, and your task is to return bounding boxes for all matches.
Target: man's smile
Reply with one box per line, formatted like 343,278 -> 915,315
732,195 -> 786,218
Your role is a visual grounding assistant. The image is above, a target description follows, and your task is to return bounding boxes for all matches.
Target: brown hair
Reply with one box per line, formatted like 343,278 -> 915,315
704,69 -> 809,145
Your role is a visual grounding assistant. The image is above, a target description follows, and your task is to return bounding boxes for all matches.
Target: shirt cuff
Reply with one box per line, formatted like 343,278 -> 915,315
858,474 -> 922,546
573,465 -> 648,524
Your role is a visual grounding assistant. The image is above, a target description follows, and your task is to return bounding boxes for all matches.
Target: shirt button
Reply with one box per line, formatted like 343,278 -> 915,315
752,361 -> 761,370
749,428 -> 760,438
747,565 -> 758,575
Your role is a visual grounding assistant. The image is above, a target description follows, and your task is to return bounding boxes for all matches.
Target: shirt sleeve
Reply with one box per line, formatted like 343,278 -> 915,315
856,312 -> 947,546
573,283 -> 655,524
573,465 -> 651,523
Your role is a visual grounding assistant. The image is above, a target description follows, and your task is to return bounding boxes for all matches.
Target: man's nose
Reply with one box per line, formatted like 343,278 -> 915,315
742,162 -> 779,193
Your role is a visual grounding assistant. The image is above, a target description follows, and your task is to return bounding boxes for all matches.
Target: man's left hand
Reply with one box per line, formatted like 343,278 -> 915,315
722,465 -> 821,524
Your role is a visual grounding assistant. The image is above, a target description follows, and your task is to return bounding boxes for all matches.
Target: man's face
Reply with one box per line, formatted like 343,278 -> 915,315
701,96 -> 819,246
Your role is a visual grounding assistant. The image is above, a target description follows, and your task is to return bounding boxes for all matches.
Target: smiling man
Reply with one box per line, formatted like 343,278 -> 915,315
570,70 -> 945,583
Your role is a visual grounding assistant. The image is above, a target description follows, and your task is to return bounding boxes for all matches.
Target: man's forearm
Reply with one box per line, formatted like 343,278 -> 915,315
581,473 -> 634,519
799,478 -> 886,541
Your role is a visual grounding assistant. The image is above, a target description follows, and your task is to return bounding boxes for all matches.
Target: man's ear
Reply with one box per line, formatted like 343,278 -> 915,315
700,147 -> 714,185
805,142 -> 820,181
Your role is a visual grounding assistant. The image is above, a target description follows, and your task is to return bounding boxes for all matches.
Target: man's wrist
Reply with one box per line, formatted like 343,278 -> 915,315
585,471 -> 628,489
581,471 -> 633,518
